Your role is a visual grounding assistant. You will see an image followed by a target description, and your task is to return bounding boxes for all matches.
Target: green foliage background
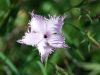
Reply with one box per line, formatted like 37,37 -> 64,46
0,0 -> 100,75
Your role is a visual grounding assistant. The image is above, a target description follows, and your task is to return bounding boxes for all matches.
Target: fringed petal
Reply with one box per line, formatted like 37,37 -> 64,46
28,12 -> 47,33
47,15 -> 66,34
37,40 -> 54,62
17,32 -> 43,46
48,33 -> 68,48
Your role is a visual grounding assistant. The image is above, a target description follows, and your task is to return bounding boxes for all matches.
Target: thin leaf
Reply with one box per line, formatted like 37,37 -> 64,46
80,63 -> 100,71
0,52 -> 19,75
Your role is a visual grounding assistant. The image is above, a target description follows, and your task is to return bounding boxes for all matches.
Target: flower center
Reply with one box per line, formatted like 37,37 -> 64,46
44,34 -> 48,38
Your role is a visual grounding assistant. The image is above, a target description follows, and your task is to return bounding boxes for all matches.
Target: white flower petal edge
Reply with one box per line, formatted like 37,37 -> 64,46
48,33 -> 67,48
17,31 -> 43,46
29,12 -> 47,33
17,12 -> 69,62
37,40 -> 54,62
47,15 -> 65,34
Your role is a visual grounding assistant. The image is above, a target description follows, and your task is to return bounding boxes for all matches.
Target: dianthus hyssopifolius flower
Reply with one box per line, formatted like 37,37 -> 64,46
17,12 -> 69,62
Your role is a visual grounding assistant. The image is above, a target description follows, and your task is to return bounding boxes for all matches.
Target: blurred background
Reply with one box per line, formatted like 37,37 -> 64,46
0,0 -> 100,75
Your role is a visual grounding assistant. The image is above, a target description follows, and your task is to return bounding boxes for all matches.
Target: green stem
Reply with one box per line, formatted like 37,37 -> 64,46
44,57 -> 48,71
55,65 -> 68,75
87,32 -> 100,48
68,23 -> 100,48
37,61 -> 47,75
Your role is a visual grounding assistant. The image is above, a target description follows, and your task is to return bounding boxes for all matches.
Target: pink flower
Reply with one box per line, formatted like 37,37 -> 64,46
17,12 -> 69,62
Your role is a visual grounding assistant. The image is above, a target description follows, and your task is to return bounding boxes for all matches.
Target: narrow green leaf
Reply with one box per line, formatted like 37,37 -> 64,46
0,52 -> 19,75
80,63 -> 100,71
